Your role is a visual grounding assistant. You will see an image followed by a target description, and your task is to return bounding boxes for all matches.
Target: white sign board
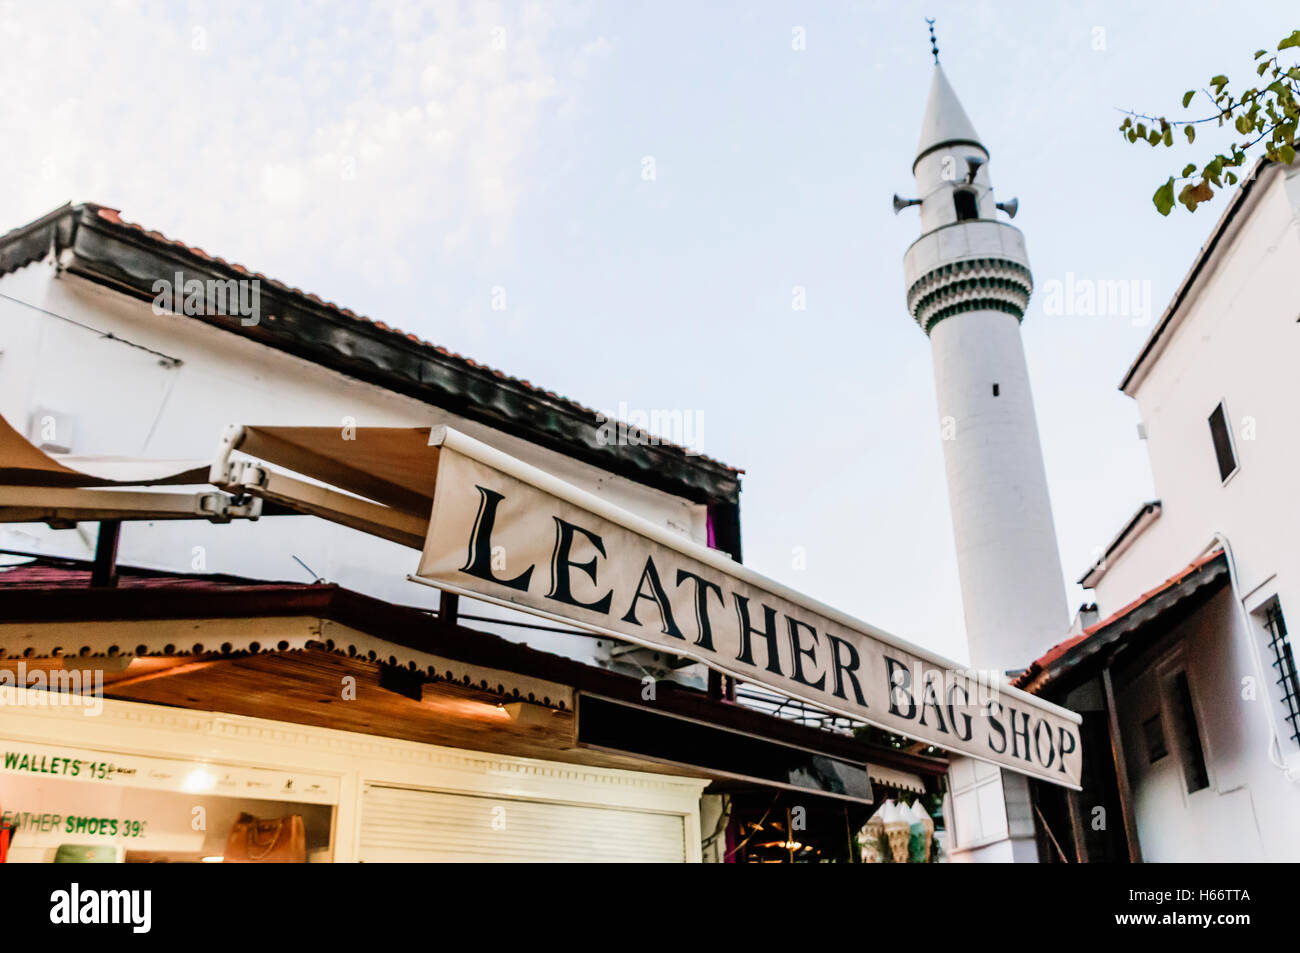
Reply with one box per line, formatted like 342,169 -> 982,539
412,430 -> 1082,789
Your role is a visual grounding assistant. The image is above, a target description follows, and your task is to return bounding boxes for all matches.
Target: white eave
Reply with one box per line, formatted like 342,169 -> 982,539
1078,500 -> 1161,589
1119,159 -> 1277,395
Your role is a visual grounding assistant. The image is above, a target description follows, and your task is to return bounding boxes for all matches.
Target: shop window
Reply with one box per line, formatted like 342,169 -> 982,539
953,189 -> 979,221
1164,670 -> 1209,793
1261,600 -> 1300,748
0,744 -> 337,863
1141,713 -> 1167,763
1207,402 -> 1238,482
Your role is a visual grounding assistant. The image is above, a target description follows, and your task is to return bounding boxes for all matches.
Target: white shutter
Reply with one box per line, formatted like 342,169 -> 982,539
359,784 -> 688,863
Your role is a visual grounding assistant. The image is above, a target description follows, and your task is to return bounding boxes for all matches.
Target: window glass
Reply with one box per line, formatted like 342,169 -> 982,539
0,743 -> 337,863
954,190 -> 979,221
1141,713 -> 1167,763
1207,403 -> 1237,482
1165,671 -> 1209,793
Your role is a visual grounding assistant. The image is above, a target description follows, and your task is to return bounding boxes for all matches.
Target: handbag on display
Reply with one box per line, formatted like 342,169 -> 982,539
222,812 -> 307,863
53,844 -> 122,863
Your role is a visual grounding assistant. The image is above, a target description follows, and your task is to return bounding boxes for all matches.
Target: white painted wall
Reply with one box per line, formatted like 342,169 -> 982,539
1113,590 -> 1300,861
0,261 -> 710,666
1086,161 -> 1300,859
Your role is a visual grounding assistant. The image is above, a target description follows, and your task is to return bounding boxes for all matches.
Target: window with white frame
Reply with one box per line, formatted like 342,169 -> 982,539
946,756 -> 1008,849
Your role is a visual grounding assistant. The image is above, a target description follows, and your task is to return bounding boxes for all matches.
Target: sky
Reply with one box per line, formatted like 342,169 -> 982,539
2,0 -> 1295,663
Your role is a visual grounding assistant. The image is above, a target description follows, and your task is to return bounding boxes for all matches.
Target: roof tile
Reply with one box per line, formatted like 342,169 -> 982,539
79,205 -> 739,473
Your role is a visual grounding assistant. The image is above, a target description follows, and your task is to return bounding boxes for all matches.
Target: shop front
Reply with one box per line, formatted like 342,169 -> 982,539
0,693 -> 707,864
0,554 -> 950,863
0,412 -> 1080,863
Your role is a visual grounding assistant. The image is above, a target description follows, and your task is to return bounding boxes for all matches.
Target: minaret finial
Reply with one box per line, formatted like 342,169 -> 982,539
926,17 -> 939,64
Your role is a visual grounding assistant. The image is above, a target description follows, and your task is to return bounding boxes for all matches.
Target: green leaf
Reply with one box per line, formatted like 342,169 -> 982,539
1182,162 -> 1197,177
1211,74 -> 1229,91
1182,90 -> 1196,107
1255,49 -> 1269,59
1205,155 -> 1224,187
1278,30 -> 1300,51
1185,125 -> 1196,144
1163,126 -> 1173,146
1281,143 -> 1298,166
1153,177 -> 1176,216
1235,114 -> 1255,134
1226,171 -> 1238,185
1179,180 -> 1214,213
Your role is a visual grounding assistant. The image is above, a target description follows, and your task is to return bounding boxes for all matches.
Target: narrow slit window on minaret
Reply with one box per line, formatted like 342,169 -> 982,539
992,383 -> 999,397
954,188 -> 978,221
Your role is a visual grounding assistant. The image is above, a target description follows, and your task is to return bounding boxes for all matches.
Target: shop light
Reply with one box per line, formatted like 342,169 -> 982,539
181,766 -> 217,793
201,856 -> 224,863
502,701 -> 557,727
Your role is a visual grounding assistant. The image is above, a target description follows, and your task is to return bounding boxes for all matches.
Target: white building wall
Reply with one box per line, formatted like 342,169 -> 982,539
1091,166 -> 1300,617
1086,162 -> 1300,859
0,262 -> 710,665
1115,590 -> 1300,861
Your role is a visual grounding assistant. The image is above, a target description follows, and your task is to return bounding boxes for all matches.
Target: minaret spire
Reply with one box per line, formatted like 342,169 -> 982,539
926,17 -> 939,64
897,62 -> 1067,672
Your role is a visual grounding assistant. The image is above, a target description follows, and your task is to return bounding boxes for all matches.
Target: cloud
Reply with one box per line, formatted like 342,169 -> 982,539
0,0 -> 577,300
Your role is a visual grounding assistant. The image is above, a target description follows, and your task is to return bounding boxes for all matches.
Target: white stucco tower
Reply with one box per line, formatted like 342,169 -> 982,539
899,63 -> 1069,676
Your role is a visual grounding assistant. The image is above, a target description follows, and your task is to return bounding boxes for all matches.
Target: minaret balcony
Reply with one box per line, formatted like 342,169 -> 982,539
903,220 -> 1033,334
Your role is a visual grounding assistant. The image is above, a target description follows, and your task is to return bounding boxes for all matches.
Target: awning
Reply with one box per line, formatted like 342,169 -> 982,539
1,413 -> 1085,787
0,412 -> 207,487
0,412 -> 258,524
209,424 -> 434,548
407,427 -> 1083,788
202,422 -> 1082,786
866,764 -> 928,795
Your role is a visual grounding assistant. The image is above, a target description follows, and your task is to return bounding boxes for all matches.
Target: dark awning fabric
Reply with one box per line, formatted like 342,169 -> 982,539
1017,550 -> 1229,693
229,425 -> 437,513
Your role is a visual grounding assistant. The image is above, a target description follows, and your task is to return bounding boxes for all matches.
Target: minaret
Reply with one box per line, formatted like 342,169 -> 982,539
896,48 -> 1068,675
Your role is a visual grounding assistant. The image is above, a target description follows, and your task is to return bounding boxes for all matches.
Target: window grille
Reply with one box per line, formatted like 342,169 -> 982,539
1264,602 -> 1300,747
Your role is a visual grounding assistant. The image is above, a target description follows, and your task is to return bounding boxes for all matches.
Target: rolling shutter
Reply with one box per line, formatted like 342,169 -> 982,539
358,784 -> 688,863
